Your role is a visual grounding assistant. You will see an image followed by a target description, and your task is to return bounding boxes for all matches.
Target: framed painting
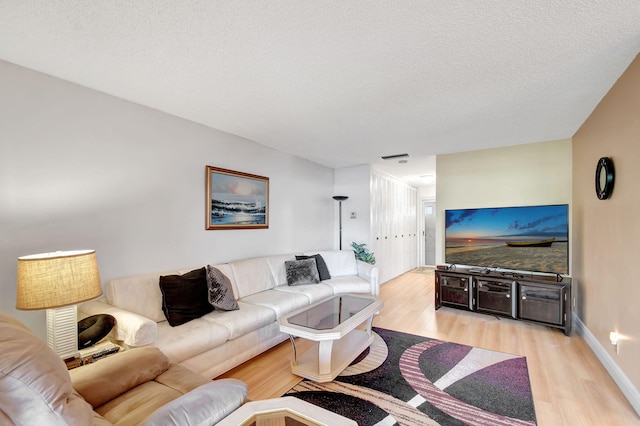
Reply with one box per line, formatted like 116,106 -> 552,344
206,166 -> 269,230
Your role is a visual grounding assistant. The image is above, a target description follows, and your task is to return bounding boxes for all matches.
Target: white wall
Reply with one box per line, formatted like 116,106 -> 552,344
0,60 -> 335,337
418,183 -> 436,201
334,165 -> 372,250
435,139 -> 572,266
335,165 -> 419,282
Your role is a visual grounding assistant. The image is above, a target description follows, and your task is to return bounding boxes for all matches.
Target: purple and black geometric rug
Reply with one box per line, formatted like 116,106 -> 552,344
285,327 -> 536,425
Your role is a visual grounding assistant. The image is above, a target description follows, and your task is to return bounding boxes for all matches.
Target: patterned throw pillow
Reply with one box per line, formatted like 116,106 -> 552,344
285,258 -> 320,286
206,265 -> 239,311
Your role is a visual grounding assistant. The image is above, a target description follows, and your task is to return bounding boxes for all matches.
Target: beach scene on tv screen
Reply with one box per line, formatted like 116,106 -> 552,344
445,205 -> 568,274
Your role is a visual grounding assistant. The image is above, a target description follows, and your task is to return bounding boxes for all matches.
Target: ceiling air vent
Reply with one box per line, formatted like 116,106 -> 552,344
381,153 -> 409,160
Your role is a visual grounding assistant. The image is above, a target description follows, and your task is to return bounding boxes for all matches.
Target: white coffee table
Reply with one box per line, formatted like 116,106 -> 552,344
278,294 -> 383,383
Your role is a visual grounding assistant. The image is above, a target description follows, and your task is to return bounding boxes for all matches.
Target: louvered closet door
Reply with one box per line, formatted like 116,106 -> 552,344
371,171 -> 418,284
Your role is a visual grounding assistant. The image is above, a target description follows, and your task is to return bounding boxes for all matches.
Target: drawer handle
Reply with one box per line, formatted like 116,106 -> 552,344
464,288 -> 468,292
506,294 -> 510,298
522,296 -> 527,300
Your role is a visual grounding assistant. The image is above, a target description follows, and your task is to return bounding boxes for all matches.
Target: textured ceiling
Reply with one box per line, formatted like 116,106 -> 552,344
1,1 -> 639,185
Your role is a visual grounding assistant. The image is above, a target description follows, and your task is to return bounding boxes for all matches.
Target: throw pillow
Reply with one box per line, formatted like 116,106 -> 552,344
285,258 -> 320,286
159,267 -> 213,326
296,254 -> 331,281
206,265 -> 239,311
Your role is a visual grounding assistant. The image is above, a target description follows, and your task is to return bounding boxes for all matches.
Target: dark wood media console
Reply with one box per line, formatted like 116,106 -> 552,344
435,267 -> 572,335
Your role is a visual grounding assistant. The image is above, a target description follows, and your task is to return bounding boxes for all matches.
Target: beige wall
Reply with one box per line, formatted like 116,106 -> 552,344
573,54 -> 640,392
435,139 -> 573,266
434,54 -> 640,410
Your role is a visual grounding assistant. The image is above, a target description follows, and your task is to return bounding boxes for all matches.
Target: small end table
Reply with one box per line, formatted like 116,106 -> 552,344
65,340 -> 122,370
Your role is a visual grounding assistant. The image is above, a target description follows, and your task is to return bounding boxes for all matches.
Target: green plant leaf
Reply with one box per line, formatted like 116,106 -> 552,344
351,242 -> 376,265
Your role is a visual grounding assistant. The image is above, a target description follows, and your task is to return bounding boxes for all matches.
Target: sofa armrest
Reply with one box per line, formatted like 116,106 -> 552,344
356,260 -> 380,297
70,347 -> 170,408
79,300 -> 157,347
140,379 -> 248,426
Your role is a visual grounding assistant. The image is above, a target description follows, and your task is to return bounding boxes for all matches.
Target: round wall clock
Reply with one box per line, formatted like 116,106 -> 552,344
595,157 -> 615,200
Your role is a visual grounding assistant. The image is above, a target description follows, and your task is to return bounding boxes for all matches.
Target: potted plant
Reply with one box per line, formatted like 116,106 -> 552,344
351,242 -> 376,265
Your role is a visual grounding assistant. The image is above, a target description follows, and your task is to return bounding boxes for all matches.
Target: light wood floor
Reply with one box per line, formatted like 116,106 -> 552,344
219,269 -> 639,425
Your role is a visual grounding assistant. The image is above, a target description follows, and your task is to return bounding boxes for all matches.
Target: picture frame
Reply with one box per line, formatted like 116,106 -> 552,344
205,166 -> 269,230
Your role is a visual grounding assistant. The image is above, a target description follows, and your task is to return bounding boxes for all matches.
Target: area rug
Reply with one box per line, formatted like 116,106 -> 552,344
285,327 -> 536,425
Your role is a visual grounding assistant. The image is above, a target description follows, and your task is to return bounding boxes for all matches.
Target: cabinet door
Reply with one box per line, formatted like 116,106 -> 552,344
440,274 -> 472,309
519,284 -> 565,325
477,279 -> 515,317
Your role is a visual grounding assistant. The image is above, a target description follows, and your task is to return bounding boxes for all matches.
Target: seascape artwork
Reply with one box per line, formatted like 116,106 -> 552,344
445,205 -> 568,274
206,166 -> 268,229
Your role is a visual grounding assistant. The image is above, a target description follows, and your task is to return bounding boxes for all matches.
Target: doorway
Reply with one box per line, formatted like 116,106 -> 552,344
423,201 -> 436,266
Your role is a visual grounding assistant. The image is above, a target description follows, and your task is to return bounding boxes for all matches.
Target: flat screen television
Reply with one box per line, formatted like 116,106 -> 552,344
445,204 -> 569,275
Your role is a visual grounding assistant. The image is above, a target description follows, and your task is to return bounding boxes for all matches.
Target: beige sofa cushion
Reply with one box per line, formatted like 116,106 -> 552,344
155,317 -> 230,363
311,250 -> 358,276
229,257 -> 276,298
70,346 -> 170,408
107,270 -> 188,322
264,254 -> 297,285
140,379 -> 248,426
323,275 -> 373,294
203,301 -> 277,340
93,365 -> 246,426
153,363 -> 210,392
274,283 -> 334,304
240,289 -> 309,318
97,381 -> 179,424
0,312 -> 95,425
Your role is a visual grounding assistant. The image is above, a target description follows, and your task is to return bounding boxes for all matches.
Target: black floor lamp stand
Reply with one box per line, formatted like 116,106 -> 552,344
333,195 -> 348,250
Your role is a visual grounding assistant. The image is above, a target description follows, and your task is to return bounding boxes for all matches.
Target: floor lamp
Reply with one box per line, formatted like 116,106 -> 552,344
333,195 -> 348,250
16,250 -> 103,359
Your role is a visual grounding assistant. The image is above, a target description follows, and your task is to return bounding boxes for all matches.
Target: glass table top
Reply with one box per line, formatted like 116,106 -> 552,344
286,295 -> 374,330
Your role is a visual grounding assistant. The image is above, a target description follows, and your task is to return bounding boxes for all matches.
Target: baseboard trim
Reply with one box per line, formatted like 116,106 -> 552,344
573,313 -> 640,416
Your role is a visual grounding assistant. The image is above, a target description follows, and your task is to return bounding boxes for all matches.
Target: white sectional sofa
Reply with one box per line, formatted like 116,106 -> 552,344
80,250 -> 379,378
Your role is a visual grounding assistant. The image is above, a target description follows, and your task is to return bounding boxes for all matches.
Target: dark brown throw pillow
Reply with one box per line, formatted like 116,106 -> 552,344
285,258 -> 320,286
206,265 -> 239,311
159,267 -> 213,326
296,254 -> 331,281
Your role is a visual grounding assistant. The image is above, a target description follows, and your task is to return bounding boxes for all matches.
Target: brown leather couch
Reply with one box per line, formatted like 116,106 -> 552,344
0,312 -> 248,425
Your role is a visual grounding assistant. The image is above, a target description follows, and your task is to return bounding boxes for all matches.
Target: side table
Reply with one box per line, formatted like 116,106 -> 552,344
65,340 -> 122,370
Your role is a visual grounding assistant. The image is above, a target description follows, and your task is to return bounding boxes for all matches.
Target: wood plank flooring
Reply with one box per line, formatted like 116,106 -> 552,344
219,269 -> 639,425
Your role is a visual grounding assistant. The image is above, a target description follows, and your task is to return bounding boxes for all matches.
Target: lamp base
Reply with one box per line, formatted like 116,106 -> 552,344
46,305 -> 79,359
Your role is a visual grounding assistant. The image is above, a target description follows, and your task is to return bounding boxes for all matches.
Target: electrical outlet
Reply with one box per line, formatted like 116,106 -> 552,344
350,212 -> 357,219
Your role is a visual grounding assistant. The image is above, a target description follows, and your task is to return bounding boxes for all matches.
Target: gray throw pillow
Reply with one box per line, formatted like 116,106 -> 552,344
296,254 -> 331,281
206,265 -> 239,311
285,258 -> 320,286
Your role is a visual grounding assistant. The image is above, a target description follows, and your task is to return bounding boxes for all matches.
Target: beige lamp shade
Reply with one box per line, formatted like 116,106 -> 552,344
16,250 -> 103,310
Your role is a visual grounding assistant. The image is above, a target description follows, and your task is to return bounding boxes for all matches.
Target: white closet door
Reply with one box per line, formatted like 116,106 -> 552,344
370,171 -> 418,283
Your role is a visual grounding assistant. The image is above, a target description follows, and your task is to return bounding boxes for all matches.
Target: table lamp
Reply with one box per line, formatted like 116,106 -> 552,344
16,249 -> 103,359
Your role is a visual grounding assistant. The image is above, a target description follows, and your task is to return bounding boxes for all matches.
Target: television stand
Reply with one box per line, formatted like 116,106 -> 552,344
435,267 -> 571,335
